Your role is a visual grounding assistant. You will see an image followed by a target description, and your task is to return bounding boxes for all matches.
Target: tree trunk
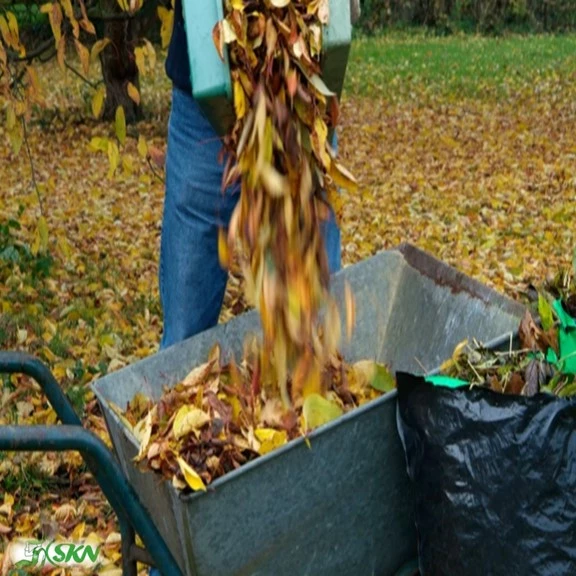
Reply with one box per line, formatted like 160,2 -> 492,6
99,15 -> 142,124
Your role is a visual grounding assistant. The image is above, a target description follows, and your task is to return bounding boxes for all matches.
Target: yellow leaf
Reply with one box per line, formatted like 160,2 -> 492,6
8,120 -> 23,155
302,393 -> 342,432
172,405 -> 210,440
56,35 -> 65,71
26,66 -> 41,100
107,140 -> 119,178
143,39 -> 156,69
90,38 -> 110,63
231,0 -> 244,10
80,17 -> 96,36
136,412 -> 152,459
91,86 -> 105,119
218,227 -> 230,268
5,104 -> 15,131
157,6 -> 174,49
49,3 -> 63,46
89,136 -> 108,153
127,82 -> 140,105
176,457 -> 206,492
6,11 -> 19,40
254,428 -> 287,455
57,235 -> 73,261
452,339 -> 469,362
134,46 -> 146,76
329,161 -> 358,193
344,282 -> 355,341
313,116 -> 331,168
137,134 -> 148,158
115,106 -> 126,145
122,155 -> 134,174
352,360 -> 395,393
0,493 -> 14,517
233,78 -> 246,120
0,16 -> 11,49
74,39 -> 90,75
260,164 -> 290,198
60,0 -> 79,38
71,521 -> 86,540
38,216 -> 49,254
109,401 -> 134,432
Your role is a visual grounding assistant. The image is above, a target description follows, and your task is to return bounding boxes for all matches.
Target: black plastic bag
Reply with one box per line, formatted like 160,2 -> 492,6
396,372 -> 576,576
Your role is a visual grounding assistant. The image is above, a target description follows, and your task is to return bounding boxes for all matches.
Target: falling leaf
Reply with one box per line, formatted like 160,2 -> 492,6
308,73 -> 335,97
212,21 -> 225,61
233,78 -> 246,120
344,282 -> 355,341
318,0 -> 330,24
157,6 -> 174,49
330,161 -> 358,193
218,227 -> 230,268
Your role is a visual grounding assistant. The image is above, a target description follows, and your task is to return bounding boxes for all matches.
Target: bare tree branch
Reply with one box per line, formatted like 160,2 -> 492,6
64,60 -> 102,89
7,37 -> 54,63
22,118 -> 44,216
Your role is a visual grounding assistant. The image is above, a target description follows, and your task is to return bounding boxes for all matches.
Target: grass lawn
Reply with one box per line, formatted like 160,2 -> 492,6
347,31 -> 576,99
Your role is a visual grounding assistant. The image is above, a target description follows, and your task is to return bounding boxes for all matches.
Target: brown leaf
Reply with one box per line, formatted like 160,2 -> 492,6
518,310 -> 543,351
505,372 -> 525,395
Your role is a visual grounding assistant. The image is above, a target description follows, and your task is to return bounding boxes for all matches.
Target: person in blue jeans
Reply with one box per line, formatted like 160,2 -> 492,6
159,0 -> 361,352
152,0 -> 360,571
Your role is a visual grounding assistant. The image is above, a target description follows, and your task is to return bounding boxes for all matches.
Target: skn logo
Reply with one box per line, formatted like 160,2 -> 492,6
5,539 -> 102,572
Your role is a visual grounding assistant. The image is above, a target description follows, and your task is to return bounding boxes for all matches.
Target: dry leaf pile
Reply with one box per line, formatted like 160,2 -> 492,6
214,0 -> 358,407
120,343 -> 393,493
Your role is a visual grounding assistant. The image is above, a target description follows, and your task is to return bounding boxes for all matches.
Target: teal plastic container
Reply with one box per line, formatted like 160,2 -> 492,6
182,0 -> 352,136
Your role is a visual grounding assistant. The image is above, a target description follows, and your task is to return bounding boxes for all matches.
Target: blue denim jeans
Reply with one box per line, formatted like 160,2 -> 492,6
158,87 -> 342,350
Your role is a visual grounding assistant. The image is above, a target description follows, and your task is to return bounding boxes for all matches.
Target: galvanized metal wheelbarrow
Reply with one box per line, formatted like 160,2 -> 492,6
0,244 -> 526,575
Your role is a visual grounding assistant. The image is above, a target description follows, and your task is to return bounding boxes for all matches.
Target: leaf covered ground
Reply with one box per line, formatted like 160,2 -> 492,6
1,32 -> 576,573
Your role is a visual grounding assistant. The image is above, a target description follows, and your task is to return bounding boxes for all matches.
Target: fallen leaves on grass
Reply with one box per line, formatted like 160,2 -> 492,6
1,35 -> 576,570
